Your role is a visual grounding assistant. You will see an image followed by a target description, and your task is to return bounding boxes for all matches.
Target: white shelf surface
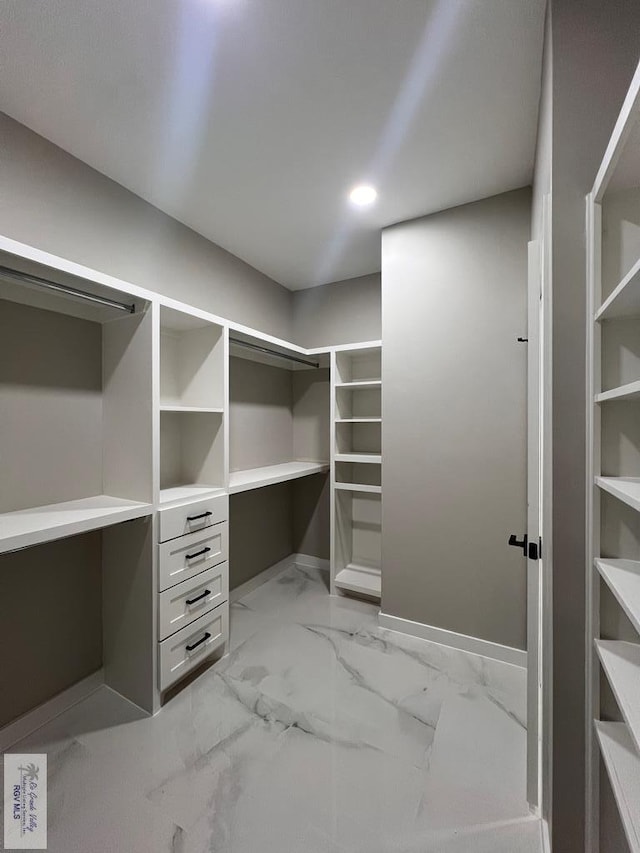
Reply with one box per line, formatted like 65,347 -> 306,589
596,477 -> 640,513
334,483 -> 382,494
335,418 -> 382,424
595,721 -> 640,853
596,258 -> 640,321
0,495 -> 153,554
229,461 -> 329,494
334,563 -> 381,599
335,453 -> 382,464
158,484 -> 227,506
595,380 -> 640,403
596,559 -> 640,635
596,639 -> 640,753
335,380 -> 382,390
159,405 -> 224,414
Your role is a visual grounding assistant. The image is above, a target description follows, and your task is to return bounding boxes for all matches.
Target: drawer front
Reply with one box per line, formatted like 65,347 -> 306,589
158,522 -> 227,592
159,603 -> 227,691
158,493 -> 228,543
158,562 -> 228,641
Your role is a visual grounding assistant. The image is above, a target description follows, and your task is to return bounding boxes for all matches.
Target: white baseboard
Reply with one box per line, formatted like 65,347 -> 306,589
293,553 -> 330,571
541,818 -> 551,853
378,612 -> 527,668
0,669 -> 104,751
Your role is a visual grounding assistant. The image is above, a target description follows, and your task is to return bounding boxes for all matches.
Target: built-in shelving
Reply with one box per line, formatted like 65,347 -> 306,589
0,495 -> 153,554
331,343 -> 382,602
159,405 -> 224,414
588,58 -> 640,851
158,484 -> 227,506
335,452 -> 382,464
596,476 -> 640,513
334,564 -> 381,598
596,559 -> 640,636
229,461 -> 329,494
595,722 -> 640,853
595,640 -> 640,754
334,483 -> 382,494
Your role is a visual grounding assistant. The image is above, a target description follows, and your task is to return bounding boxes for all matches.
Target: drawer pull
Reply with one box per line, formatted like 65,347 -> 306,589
185,546 -> 211,560
185,589 -> 211,606
187,511 -> 213,522
186,632 -> 211,652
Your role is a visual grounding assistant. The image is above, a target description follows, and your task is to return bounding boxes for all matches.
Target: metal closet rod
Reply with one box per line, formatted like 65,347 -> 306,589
230,336 -> 319,368
0,265 -> 136,314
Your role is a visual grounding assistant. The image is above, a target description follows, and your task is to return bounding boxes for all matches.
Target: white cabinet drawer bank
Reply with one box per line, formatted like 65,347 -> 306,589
157,492 -> 229,694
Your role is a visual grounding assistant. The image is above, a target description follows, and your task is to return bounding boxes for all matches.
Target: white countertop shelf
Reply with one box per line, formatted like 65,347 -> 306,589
0,495 -> 153,554
335,453 -> 382,464
335,418 -> 382,424
595,381 -> 640,403
334,563 -> 381,599
596,559 -> 640,635
229,461 -> 329,494
596,639 -> 640,754
596,477 -> 640,513
334,483 -> 382,494
159,405 -> 224,414
335,380 -> 382,390
596,257 -> 640,322
595,721 -> 640,853
158,484 -> 227,506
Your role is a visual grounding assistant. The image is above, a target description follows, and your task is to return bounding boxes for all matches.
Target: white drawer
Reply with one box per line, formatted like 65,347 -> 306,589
159,602 -> 227,691
158,493 -> 228,543
158,522 -> 227,592
158,562 -> 228,641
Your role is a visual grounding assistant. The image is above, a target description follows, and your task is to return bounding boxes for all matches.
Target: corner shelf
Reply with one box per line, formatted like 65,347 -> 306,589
595,722 -> 640,853
0,495 -> 153,554
595,257 -> 640,322
595,380 -> 640,403
229,461 -> 329,494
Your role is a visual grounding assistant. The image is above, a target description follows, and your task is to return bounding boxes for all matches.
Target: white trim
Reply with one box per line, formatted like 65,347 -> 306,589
293,553 -> 330,571
542,818 -> 551,853
0,669 -> 104,751
378,612 -> 527,668
229,555 -> 297,603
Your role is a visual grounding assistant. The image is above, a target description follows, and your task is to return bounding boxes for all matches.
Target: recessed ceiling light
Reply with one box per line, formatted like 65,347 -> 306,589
349,185 -> 377,207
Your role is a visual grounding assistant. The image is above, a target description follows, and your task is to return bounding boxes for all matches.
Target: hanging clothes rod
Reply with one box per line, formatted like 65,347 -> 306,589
230,336 -> 319,368
0,265 -> 136,314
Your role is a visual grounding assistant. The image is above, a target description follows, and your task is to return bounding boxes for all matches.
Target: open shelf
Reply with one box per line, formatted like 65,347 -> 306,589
596,639 -> 640,754
335,346 -> 381,385
334,563 -> 381,599
335,380 -> 382,390
596,380 -> 640,403
159,405 -> 224,414
335,417 -> 382,423
334,483 -> 382,494
597,559 -> 640,635
596,477 -> 640,512
229,461 -> 329,494
596,722 -> 640,853
160,307 -> 224,409
158,484 -> 226,507
335,452 -> 381,464
0,495 -> 153,554
596,258 -> 640,322
160,410 -> 225,494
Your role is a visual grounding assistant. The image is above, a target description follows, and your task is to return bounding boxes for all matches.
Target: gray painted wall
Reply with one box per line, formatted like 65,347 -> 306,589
0,533 -> 103,728
381,188 -> 530,650
292,273 -> 381,347
544,3 -> 640,850
0,113 -> 292,340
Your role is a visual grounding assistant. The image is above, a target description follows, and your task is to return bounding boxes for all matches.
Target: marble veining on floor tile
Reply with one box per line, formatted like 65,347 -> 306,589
4,564 -> 540,853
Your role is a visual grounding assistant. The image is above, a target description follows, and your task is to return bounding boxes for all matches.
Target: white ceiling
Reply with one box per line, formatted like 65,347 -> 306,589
0,0 -> 545,290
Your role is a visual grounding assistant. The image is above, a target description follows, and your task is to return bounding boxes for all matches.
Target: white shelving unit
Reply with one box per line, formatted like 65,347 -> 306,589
330,343 -> 382,601
587,56 -> 640,853
229,461 -> 329,494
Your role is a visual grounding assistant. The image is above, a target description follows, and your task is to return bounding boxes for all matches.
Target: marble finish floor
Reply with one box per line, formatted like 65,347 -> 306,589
2,564 -> 542,852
